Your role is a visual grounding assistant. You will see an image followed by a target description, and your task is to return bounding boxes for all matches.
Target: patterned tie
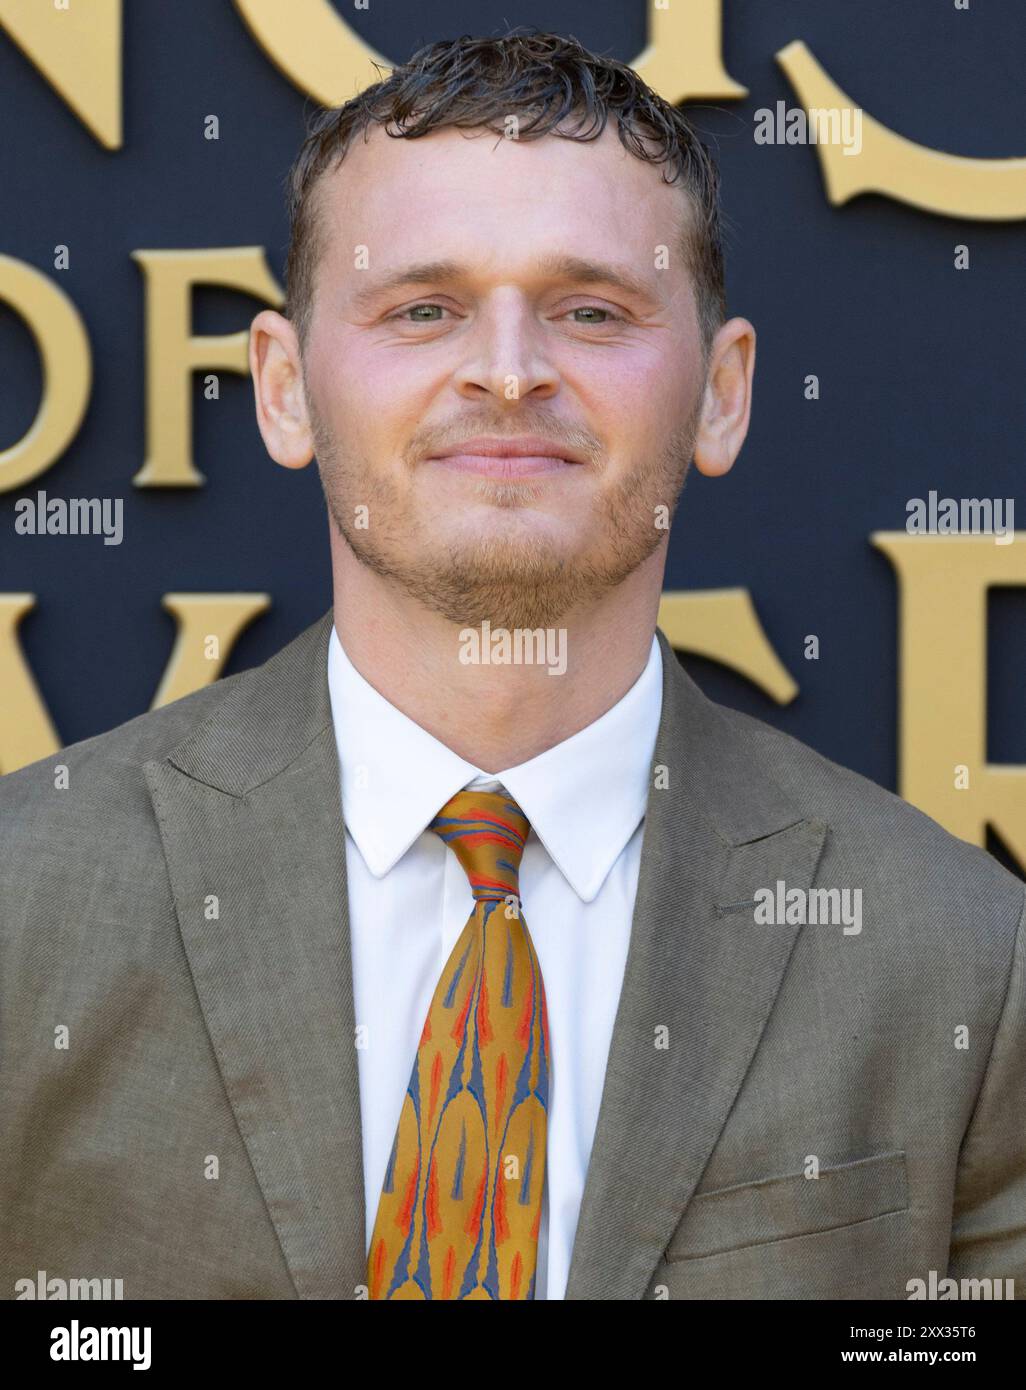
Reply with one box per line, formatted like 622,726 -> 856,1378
366,789 -> 550,1300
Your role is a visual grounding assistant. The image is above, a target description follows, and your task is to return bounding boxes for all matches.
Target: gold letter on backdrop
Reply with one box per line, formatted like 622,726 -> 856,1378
0,254 -> 92,494
131,248 -> 283,488
633,0 -> 747,103
232,0 -> 747,106
657,590 -> 797,702
0,596 -> 61,774
152,593 -> 270,707
0,593 -> 270,774
0,0 -> 122,148
873,533 -> 1026,871
232,0 -> 389,105
777,40 -> 1026,220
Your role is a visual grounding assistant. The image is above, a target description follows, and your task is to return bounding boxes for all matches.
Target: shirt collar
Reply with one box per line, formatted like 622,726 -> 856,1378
327,625 -> 663,903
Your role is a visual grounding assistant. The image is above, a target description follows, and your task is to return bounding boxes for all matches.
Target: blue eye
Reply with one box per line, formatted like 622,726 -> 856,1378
567,305 -> 624,325
394,304 -> 447,321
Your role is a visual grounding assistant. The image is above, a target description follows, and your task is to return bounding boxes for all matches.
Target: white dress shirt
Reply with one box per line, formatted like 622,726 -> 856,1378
327,624 -> 663,1299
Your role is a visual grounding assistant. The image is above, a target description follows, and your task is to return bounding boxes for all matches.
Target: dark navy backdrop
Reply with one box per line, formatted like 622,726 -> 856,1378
2,1 -> 1024,826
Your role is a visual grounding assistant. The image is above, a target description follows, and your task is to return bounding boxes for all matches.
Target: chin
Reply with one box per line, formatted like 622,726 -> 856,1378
442,509 -> 581,547
447,531 -> 581,573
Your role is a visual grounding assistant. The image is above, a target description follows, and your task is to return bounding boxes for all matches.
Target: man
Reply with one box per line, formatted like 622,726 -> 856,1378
1,30 -> 1023,1302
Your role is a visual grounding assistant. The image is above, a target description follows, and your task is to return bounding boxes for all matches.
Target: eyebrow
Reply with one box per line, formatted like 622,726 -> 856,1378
349,254 -> 662,312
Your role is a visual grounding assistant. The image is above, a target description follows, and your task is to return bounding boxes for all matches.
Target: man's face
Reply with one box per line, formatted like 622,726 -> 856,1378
300,121 -> 708,631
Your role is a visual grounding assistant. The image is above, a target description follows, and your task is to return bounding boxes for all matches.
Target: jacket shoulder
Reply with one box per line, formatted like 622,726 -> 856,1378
718,699 -> 1024,917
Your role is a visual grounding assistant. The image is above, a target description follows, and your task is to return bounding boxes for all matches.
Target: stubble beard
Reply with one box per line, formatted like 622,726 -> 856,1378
311,407 -> 698,633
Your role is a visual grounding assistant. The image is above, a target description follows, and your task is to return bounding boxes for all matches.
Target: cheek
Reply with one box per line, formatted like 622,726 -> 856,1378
327,344 -> 438,455
576,348 -> 683,425
307,325 -> 398,415
306,366 -> 390,465
631,351 -> 691,413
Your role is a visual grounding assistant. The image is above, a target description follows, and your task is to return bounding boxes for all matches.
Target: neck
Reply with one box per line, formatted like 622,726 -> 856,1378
329,535 -> 666,774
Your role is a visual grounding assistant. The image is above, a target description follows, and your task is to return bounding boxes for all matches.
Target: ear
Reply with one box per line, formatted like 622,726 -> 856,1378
692,317 -> 756,479
249,309 -> 315,470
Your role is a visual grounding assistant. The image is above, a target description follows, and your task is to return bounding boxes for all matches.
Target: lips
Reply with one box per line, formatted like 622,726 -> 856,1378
426,436 -> 586,477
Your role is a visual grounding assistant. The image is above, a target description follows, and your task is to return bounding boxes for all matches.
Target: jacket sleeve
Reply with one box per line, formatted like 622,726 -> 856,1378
946,878 -> 1026,1294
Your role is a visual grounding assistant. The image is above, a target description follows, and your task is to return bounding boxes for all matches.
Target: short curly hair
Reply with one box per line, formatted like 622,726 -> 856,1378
284,28 -> 727,358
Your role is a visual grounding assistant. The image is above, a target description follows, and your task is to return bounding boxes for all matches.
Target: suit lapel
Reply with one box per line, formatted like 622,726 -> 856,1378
564,629 -> 828,1299
144,609 -> 367,1299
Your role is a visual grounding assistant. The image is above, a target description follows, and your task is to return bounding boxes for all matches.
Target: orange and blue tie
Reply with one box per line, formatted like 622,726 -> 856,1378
366,789 -> 550,1300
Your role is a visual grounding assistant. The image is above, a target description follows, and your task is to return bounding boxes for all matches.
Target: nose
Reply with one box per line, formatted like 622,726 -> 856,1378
451,288 -> 560,404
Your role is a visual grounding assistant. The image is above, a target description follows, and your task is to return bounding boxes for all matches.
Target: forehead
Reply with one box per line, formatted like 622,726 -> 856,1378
314,120 -> 689,278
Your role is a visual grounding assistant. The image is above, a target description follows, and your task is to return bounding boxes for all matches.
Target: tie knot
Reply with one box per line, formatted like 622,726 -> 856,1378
428,789 -> 530,904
